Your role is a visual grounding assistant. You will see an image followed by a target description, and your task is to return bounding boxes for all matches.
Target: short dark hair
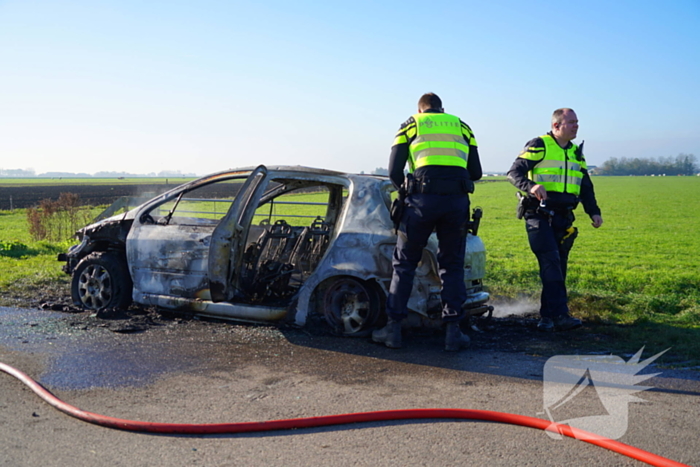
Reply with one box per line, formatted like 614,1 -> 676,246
552,108 -> 574,125
418,93 -> 442,112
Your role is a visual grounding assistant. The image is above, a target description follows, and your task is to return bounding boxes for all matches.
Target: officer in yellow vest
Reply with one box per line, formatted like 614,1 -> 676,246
372,93 -> 482,351
508,108 -> 603,332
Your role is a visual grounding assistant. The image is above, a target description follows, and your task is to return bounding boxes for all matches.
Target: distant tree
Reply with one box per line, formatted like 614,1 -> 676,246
94,171 -> 129,177
157,170 -> 197,177
676,154 -> 697,175
39,172 -> 92,178
372,167 -> 389,175
0,168 -> 36,177
596,154 -> 697,176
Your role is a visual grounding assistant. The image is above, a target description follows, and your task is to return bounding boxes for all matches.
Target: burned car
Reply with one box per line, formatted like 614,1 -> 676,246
59,165 -> 490,336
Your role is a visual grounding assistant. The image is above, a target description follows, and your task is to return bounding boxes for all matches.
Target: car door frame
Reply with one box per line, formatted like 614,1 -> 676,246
208,165 -> 270,302
125,166 -> 266,303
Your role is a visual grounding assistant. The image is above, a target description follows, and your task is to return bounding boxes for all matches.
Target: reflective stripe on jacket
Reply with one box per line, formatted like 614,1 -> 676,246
520,134 -> 586,195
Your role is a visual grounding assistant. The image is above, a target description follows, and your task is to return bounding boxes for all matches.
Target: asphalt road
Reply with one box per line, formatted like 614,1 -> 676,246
1,306 -> 698,466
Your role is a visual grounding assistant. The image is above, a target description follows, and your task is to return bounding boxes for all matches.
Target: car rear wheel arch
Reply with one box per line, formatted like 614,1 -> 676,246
314,275 -> 386,337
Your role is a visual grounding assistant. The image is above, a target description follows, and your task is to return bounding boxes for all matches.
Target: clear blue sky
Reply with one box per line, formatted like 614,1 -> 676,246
1,0 -> 699,176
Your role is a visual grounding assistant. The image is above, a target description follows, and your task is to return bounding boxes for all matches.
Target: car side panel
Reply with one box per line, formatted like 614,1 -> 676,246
127,221 -> 214,301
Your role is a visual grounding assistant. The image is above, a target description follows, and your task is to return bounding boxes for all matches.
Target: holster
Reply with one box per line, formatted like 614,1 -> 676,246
390,175 -> 410,233
516,192 -> 529,219
390,196 -> 404,233
464,207 -> 482,236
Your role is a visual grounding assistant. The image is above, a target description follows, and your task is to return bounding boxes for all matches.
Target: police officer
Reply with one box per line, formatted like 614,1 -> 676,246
372,93 -> 482,351
507,108 -> 603,332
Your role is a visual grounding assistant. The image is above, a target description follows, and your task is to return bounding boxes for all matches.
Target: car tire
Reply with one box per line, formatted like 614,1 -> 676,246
321,277 -> 384,337
71,252 -> 133,311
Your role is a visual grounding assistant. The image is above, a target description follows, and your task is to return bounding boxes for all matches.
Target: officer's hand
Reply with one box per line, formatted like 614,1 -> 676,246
530,184 -> 547,201
591,215 -> 603,228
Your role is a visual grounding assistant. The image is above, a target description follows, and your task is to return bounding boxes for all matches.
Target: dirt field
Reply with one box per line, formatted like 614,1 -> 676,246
0,184 -> 174,210
0,180 -> 322,210
0,182 -> 243,210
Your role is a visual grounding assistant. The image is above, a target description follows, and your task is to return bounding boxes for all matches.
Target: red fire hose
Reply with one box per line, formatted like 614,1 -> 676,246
0,361 -> 689,467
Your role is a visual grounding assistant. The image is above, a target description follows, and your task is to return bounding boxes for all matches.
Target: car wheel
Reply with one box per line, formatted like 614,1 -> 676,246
321,277 -> 383,337
71,252 -> 133,311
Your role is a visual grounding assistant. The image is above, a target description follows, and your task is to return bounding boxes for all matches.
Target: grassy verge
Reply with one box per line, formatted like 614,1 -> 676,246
0,206 -> 104,306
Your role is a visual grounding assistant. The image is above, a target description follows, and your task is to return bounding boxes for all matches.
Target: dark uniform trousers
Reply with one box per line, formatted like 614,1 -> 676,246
386,192 -> 470,323
524,209 -> 576,318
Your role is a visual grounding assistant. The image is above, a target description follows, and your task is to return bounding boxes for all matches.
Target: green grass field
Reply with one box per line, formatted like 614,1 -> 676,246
475,176 -> 700,366
477,176 -> 700,319
1,176 -> 699,366
0,205 -> 106,299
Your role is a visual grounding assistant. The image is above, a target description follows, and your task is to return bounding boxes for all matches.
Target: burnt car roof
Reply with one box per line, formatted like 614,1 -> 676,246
199,165 -> 389,180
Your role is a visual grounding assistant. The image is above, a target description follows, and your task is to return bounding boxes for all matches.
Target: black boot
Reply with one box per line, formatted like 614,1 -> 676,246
538,315 -> 582,332
444,321 -> 470,351
372,319 -> 402,349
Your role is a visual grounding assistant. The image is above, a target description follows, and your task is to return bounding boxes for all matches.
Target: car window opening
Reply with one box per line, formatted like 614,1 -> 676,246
238,182 -> 338,305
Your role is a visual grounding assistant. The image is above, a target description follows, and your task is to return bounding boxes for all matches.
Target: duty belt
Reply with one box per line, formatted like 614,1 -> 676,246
526,203 -> 574,218
408,178 -> 473,195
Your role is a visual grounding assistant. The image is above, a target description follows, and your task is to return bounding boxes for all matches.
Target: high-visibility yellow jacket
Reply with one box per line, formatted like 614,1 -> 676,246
507,132 -> 601,217
393,112 -> 475,173
517,134 -> 586,195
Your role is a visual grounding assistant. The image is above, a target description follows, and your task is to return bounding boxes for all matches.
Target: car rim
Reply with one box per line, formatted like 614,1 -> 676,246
323,278 -> 376,335
77,264 -> 113,310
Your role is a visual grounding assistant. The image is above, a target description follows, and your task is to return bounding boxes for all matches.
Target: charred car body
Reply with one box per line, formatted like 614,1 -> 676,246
59,165 -> 491,336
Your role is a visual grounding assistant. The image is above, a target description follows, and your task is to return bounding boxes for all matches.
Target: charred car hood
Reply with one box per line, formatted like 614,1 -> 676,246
76,211 -> 135,243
